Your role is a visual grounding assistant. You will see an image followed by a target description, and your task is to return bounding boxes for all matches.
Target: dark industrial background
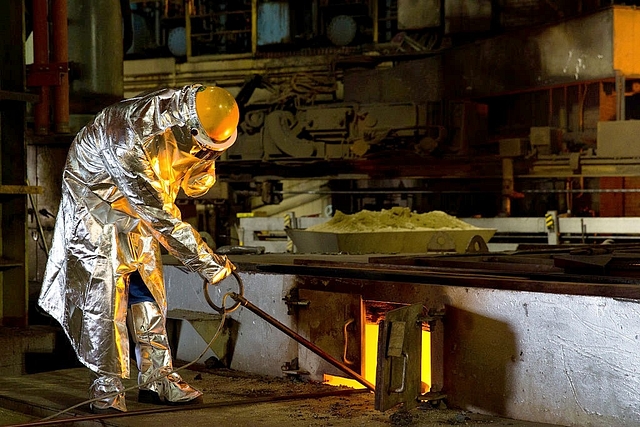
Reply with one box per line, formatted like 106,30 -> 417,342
2,1 -> 640,426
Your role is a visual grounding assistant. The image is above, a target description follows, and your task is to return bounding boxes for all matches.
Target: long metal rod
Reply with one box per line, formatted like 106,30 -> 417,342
230,293 -> 376,392
51,0 -> 69,134
273,188 -> 640,195
274,190 -> 502,195
520,188 -> 640,193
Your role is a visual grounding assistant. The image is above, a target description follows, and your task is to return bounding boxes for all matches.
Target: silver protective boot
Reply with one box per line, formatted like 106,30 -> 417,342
89,374 -> 127,413
128,301 -> 203,405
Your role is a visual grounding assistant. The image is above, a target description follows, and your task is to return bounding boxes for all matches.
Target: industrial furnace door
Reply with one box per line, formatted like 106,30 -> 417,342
375,303 -> 423,412
297,289 -> 364,380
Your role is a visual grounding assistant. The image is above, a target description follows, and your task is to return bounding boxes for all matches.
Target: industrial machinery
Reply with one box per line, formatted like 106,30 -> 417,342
206,4 -> 640,226
226,98 -> 435,160
126,0 -> 445,58
6,4 -> 640,427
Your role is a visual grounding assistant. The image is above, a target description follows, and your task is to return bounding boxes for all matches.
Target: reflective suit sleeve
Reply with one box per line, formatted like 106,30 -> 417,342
97,88 -> 234,284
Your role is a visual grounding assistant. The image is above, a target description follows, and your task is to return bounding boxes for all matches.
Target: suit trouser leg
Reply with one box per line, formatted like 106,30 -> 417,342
127,300 -> 203,404
89,372 -> 127,412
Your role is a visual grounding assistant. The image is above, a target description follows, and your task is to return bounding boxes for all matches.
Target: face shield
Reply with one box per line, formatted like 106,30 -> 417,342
187,85 -> 240,153
190,125 -> 238,154
181,85 -> 240,197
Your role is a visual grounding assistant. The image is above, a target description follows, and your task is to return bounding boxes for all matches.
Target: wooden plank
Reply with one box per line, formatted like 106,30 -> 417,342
0,259 -> 23,270
0,185 -> 43,195
0,90 -> 40,103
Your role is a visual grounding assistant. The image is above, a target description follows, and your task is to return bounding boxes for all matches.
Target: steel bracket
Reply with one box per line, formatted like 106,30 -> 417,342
283,287 -> 310,315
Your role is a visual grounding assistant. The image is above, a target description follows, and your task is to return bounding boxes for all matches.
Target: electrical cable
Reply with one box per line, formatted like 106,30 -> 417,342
38,272 -> 244,421
26,179 -> 49,255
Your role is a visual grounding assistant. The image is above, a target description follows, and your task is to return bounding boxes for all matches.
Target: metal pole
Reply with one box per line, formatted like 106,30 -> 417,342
251,0 -> 257,55
32,0 -> 50,135
230,293 -> 376,392
51,0 -> 69,134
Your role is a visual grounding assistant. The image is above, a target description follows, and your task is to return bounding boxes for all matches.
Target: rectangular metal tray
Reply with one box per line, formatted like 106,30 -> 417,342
286,228 -> 496,254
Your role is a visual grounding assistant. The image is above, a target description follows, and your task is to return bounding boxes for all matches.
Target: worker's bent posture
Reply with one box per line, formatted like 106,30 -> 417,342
38,84 -> 239,412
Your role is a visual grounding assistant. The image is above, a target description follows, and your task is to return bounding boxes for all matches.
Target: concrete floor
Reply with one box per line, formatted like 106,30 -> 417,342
0,366 -> 564,427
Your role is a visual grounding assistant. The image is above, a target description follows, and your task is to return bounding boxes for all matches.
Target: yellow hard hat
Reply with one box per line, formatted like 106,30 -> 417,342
195,85 -> 239,143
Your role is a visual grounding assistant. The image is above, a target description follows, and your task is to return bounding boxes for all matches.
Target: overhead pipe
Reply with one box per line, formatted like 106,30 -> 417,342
51,0 -> 69,134
67,1 -> 123,114
251,0 -> 257,55
32,0 -> 50,135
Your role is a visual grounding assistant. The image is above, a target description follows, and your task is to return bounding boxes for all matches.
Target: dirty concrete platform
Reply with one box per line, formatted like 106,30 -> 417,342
0,366 -> 562,427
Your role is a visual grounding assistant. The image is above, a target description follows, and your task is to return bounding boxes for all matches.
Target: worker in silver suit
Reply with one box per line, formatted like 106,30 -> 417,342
38,84 -> 240,413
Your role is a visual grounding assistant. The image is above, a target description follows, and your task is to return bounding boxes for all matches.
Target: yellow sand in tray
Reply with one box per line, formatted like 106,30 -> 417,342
306,207 -> 479,233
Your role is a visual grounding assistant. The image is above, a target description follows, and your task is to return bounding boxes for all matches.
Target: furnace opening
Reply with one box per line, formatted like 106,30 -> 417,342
323,301 -> 431,394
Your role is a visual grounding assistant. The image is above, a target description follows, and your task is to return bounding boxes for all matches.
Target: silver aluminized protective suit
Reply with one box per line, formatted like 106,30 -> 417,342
38,84 -> 234,379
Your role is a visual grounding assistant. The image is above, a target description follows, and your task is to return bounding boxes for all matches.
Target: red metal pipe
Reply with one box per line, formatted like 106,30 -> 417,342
51,0 -> 69,134
32,0 -> 50,135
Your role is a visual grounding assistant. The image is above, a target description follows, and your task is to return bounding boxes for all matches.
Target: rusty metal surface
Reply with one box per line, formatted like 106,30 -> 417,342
374,303 -> 423,412
297,289 -> 364,379
256,260 -> 640,300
